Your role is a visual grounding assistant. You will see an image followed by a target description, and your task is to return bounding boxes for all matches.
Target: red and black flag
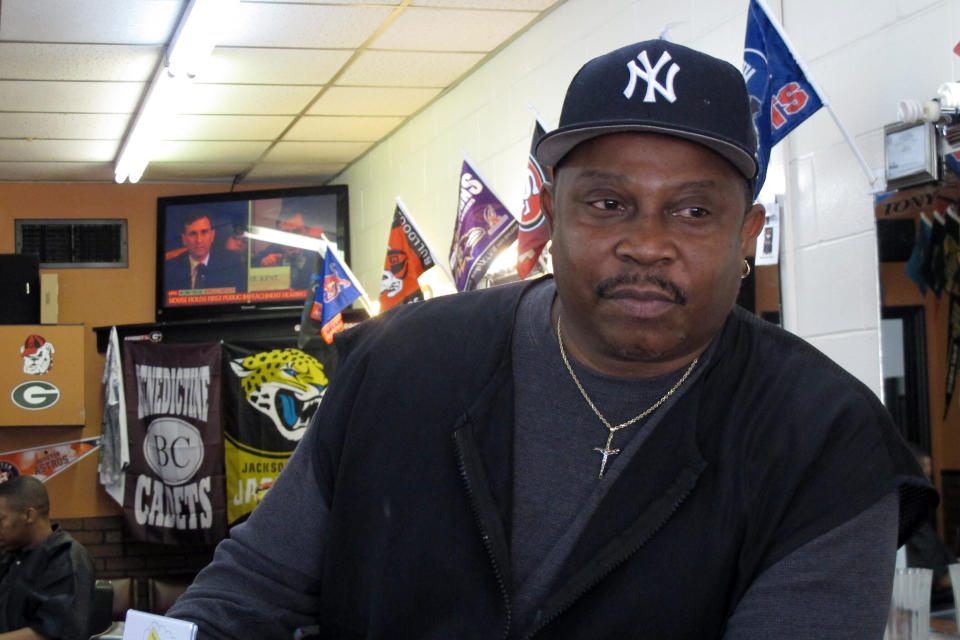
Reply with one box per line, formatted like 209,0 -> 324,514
517,118 -> 552,279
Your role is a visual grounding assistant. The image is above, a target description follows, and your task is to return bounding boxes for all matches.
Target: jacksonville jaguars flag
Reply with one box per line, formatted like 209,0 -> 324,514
222,341 -> 338,525
742,0 -> 823,196
449,158 -> 518,291
378,200 -> 439,312
517,118 -> 552,279
121,342 -> 226,545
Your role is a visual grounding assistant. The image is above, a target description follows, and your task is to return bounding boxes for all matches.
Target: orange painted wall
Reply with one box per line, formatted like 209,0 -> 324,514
0,182 -> 301,519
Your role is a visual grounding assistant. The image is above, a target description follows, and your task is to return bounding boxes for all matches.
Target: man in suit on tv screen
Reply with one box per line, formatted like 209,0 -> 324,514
165,210 -> 245,294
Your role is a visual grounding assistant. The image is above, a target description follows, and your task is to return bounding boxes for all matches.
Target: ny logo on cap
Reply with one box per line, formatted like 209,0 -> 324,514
623,50 -> 680,103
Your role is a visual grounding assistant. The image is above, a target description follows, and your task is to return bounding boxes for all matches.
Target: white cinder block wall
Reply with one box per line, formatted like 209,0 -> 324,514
335,0 -> 959,398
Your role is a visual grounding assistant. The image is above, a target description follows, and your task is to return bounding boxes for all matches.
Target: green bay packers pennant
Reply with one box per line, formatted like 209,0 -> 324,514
222,341 -> 338,525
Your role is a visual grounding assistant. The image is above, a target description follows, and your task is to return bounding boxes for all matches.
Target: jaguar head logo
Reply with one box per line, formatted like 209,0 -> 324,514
230,348 -> 328,441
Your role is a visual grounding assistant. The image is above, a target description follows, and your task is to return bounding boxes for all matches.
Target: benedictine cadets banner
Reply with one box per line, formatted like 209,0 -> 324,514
122,342 -> 226,545
222,341 -> 338,525
449,158 -> 518,291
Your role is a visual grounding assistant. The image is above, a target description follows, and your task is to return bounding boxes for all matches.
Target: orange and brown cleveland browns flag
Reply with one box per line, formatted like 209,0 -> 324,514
378,202 -> 439,312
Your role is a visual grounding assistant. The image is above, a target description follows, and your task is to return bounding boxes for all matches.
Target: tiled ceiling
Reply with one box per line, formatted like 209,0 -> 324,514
0,0 -> 563,184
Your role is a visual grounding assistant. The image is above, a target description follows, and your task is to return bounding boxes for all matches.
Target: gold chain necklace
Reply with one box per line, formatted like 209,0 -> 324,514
556,318 -> 699,479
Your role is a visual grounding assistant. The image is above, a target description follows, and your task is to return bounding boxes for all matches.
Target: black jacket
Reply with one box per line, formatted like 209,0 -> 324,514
0,525 -> 95,640
311,279 -> 934,639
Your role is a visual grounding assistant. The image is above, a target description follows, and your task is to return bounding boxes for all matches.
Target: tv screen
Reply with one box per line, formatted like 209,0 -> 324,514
156,185 -> 349,322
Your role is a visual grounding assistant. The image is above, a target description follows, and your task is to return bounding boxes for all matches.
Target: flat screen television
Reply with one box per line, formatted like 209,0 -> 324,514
156,184 -> 349,322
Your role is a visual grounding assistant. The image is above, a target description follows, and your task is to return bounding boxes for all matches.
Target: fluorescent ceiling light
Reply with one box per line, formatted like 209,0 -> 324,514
114,0 -> 239,183
244,226 -> 336,254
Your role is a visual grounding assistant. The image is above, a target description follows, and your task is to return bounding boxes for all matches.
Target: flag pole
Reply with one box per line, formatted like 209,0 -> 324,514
526,104 -> 551,134
753,0 -> 879,188
312,233 -> 375,317
395,196 -> 456,286
460,149 -> 518,221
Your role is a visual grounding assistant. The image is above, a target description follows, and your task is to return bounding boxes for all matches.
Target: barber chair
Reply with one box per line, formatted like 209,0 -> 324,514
146,576 -> 193,615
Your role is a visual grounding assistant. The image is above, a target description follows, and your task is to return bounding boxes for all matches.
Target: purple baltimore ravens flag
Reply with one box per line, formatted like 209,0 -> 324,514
742,0 -> 823,196
449,158 -> 519,291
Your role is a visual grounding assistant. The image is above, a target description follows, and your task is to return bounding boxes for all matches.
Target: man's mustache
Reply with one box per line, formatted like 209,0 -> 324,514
596,272 -> 688,305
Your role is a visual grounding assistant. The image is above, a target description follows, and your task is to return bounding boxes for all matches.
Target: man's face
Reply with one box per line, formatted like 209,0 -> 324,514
543,132 -> 764,377
0,496 -> 30,552
182,217 -> 215,261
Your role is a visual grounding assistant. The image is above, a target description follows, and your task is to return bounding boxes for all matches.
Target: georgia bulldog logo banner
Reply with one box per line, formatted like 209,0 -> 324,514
222,341 -> 338,525
122,342 -> 226,544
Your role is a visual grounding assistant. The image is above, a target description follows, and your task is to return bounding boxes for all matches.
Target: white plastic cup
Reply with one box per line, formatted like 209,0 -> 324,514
948,563 -> 960,623
885,567 -> 933,640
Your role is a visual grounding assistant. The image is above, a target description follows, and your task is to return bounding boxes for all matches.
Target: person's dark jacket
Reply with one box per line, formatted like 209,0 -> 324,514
170,278 -> 936,639
0,525 -> 96,640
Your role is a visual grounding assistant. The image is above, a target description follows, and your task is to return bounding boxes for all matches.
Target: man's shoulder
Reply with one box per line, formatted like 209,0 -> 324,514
727,307 -> 877,391
211,247 -> 243,267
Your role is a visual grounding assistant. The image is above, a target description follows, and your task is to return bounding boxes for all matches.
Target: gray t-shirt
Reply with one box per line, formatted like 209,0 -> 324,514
509,279 -> 897,635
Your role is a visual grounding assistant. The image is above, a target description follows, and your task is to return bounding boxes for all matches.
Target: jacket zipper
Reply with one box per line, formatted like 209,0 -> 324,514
522,471 -> 699,639
454,432 -> 512,640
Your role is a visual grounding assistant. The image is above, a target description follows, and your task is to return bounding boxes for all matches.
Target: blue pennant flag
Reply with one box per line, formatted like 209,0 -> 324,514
305,249 -> 362,344
743,0 -> 824,196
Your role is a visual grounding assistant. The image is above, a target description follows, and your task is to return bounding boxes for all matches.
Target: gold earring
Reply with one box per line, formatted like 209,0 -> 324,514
740,259 -> 751,280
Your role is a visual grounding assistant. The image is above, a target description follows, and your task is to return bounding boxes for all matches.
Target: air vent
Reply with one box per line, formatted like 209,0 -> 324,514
15,219 -> 128,268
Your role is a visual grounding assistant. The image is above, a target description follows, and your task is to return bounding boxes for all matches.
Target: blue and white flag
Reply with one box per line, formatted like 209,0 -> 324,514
742,0 -> 823,196
449,158 -> 518,291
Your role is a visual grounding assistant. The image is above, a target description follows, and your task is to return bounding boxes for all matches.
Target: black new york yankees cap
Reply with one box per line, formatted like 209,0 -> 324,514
536,39 -> 758,186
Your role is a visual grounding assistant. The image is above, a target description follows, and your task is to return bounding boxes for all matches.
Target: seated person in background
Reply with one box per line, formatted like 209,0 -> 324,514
905,445 -> 958,609
165,210 -> 245,293
0,476 -> 95,640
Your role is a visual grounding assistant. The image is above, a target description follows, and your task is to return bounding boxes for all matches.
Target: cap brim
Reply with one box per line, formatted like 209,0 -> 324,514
536,124 -> 758,182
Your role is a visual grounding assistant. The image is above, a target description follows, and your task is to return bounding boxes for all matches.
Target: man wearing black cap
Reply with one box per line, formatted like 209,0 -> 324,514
169,40 -> 936,639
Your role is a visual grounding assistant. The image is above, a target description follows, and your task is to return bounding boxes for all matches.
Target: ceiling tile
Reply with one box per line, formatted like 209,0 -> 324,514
252,0 -> 402,4
308,86 -> 441,116
0,43 -> 160,82
152,140 -> 272,162
0,0 -> 180,44
0,139 -> 118,162
142,162 -> 253,183
0,81 -> 143,113
224,4 -> 395,48
264,141 -> 373,163
411,0 -> 558,8
337,50 -> 484,87
243,163 -> 349,183
0,162 -> 115,182
0,113 -> 128,140
372,7 -> 539,51
285,116 -> 404,141
165,114 -> 295,140
183,84 -> 321,115
202,48 -> 353,85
